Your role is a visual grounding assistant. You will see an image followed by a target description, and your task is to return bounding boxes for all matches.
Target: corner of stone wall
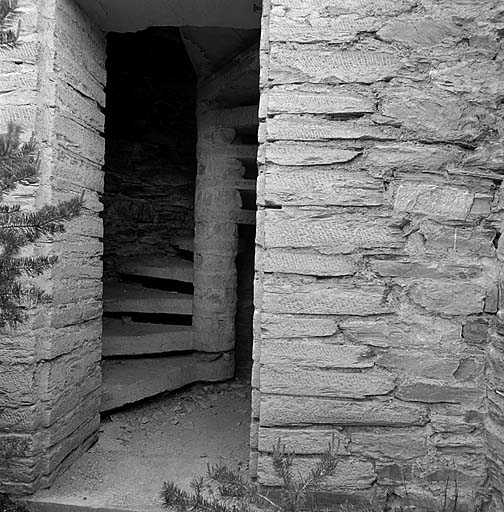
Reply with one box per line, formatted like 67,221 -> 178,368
0,0 -> 106,495
249,0 -> 271,481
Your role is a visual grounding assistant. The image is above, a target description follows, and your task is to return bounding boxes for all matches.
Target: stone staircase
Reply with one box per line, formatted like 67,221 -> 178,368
101,103 -> 258,412
100,242 -> 235,411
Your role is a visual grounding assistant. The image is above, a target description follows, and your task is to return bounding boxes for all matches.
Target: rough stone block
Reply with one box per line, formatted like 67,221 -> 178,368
350,429 -> 428,460
362,143 -> 462,175
263,249 -> 358,276
270,47 -> 402,85
258,454 -> 376,490
417,221 -> 496,257
264,209 -> 404,252
262,340 -> 375,369
266,141 -> 361,166
339,315 -> 462,349
261,314 -> 339,339
377,18 -> 459,47
0,434 -> 35,459
0,363 -> 36,407
264,167 -> 384,207
408,280 -> 486,316
377,350 -> 463,380
261,365 -> 395,398
396,380 -> 484,404
268,85 -> 375,115
267,115 -> 400,142
394,182 -> 475,220
262,276 -> 393,316
258,428 -> 350,455
260,395 -> 429,427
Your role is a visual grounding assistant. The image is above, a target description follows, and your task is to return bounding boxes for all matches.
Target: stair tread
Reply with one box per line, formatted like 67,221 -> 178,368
117,254 -> 193,282
101,355 -> 233,411
103,283 -> 193,315
102,319 -> 193,357
103,318 -> 192,337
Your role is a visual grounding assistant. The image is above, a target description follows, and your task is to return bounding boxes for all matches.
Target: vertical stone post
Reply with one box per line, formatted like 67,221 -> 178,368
193,108 -> 241,355
0,0 -> 106,495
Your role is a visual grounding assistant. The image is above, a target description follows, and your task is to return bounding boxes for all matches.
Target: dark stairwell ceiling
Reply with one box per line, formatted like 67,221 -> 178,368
75,0 -> 261,32
76,1 -> 261,79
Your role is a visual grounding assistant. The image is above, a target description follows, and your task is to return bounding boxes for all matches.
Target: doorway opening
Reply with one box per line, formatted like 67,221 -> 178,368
100,25 -> 259,409
33,23 -> 259,510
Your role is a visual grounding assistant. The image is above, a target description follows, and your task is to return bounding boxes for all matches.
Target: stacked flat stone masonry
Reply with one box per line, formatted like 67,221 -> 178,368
0,0 -> 106,495
253,0 -> 504,509
102,29 -> 197,273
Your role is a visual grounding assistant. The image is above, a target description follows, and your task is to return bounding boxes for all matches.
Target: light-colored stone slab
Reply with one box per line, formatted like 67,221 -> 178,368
103,283 -> 193,315
101,354 -> 233,411
260,395 -> 429,427
263,209 -> 404,252
261,365 -> 395,398
102,319 -> 193,357
117,254 -> 193,283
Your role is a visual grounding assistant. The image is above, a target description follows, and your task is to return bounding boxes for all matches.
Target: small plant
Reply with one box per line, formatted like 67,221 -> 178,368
161,440 -> 485,512
161,438 -> 341,512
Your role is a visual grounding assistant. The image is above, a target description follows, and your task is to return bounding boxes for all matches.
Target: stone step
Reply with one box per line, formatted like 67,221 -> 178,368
117,254 -> 193,283
101,354 -> 234,411
103,283 -> 193,315
102,318 -> 193,357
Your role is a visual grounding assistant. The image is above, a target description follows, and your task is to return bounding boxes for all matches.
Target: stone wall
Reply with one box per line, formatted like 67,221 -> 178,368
0,0 -> 105,494
103,28 -> 197,274
253,0 -> 504,509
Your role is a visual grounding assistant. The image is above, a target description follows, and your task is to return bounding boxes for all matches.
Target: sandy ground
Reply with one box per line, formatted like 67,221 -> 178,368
30,378 -> 251,512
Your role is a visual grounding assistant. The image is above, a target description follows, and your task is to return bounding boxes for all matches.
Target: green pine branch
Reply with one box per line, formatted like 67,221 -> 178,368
0,255 -> 58,276
0,193 -> 84,243
0,122 -> 84,328
0,123 -> 39,195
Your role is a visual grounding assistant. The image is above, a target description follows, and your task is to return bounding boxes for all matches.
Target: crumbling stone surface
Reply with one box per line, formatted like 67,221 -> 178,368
254,0 -> 504,509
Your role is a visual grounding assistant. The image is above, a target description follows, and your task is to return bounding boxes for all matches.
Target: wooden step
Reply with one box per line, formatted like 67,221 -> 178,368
117,254 -> 193,283
102,318 -> 193,357
103,283 -> 193,315
101,354 -> 234,411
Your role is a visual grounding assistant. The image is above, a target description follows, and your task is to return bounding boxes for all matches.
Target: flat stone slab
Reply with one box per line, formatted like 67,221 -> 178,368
102,318 -> 193,357
117,254 -> 193,283
103,283 -> 193,315
101,355 -> 234,411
